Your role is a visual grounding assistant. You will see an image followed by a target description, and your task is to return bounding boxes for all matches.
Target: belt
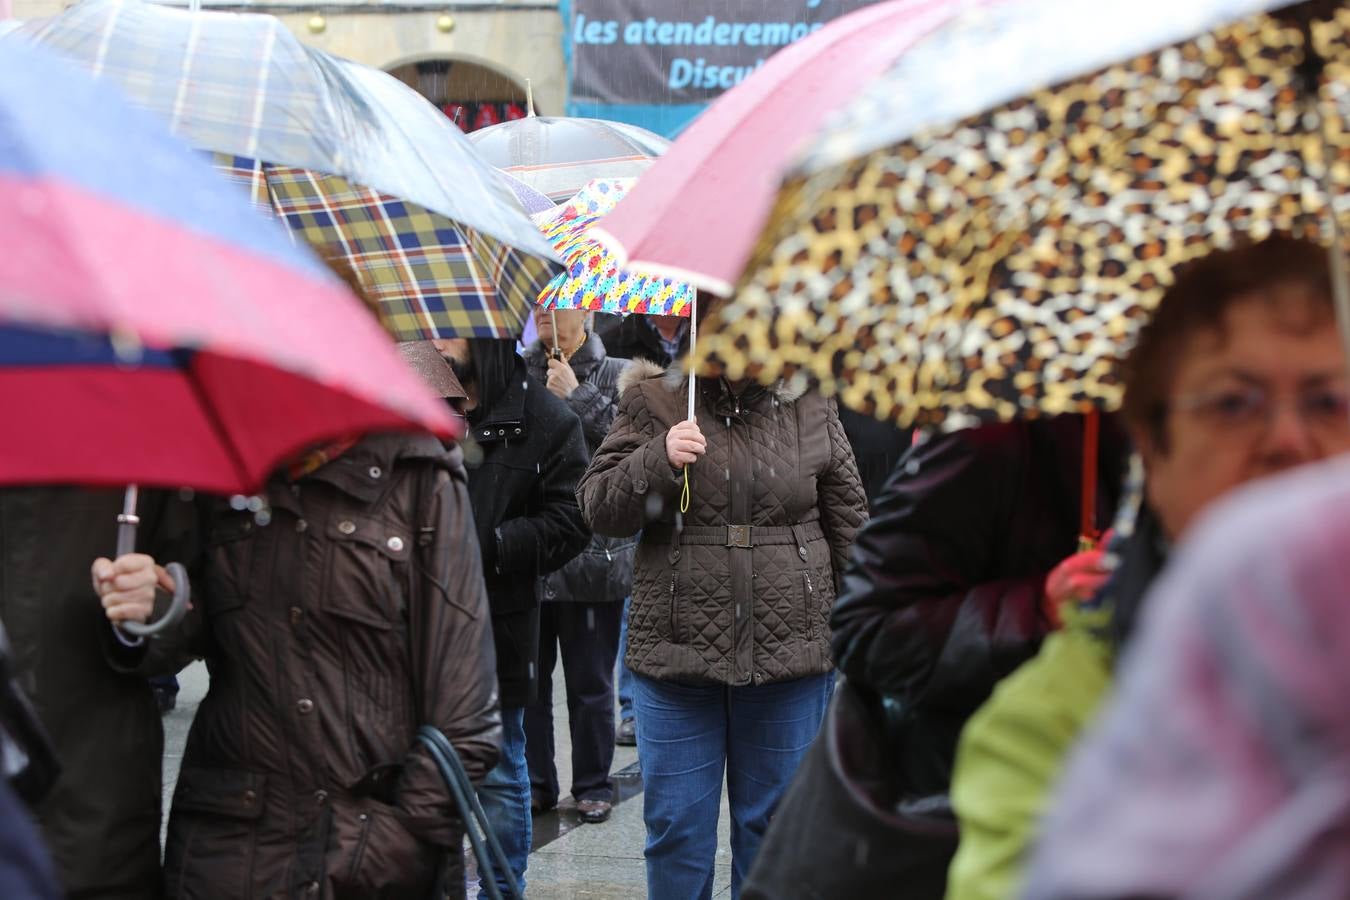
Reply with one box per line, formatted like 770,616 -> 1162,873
654,521 -> 823,549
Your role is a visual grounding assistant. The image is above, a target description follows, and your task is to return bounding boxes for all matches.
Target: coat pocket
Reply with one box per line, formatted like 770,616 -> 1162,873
322,515 -> 412,630
171,766 -> 268,820
328,800 -> 436,900
165,768 -> 266,899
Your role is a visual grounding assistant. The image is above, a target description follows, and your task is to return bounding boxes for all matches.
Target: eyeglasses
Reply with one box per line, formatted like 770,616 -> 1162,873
1172,382 -> 1350,434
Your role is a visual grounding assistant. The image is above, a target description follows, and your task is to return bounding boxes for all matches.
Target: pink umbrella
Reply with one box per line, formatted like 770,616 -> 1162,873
591,0 -> 958,296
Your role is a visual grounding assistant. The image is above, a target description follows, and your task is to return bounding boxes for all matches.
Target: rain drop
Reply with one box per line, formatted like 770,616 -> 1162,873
586,608 -> 596,631
905,459 -> 921,476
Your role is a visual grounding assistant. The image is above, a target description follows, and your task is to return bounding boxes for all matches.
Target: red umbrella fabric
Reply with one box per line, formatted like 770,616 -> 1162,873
0,41 -> 458,495
591,0 -> 955,296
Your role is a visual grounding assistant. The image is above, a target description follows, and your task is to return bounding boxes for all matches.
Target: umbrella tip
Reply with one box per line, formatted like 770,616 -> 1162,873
526,79 -> 536,118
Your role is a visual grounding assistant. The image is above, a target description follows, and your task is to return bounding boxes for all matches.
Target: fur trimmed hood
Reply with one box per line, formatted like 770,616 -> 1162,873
616,358 -> 806,403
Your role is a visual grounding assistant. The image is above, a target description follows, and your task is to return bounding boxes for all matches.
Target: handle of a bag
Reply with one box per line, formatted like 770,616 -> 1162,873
415,726 -> 523,900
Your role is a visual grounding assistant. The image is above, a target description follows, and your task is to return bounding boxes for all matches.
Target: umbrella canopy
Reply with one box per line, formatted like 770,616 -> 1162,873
15,0 -> 561,339
535,179 -> 694,317
590,0 -> 955,295
0,40 -> 458,494
469,116 -> 670,203
215,157 -> 549,339
702,0 -> 1350,429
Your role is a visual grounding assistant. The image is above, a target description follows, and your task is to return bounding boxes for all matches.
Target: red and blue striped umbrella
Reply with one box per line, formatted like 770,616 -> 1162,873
0,42 -> 459,495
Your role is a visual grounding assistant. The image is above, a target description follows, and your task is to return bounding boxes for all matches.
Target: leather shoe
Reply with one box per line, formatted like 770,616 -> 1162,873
577,799 -> 612,824
615,718 -> 636,747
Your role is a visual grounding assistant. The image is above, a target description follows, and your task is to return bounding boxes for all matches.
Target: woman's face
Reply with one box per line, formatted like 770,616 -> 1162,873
1138,292 -> 1350,539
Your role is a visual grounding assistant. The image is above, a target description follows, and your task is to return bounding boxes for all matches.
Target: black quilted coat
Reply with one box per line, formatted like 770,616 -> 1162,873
577,361 -> 868,686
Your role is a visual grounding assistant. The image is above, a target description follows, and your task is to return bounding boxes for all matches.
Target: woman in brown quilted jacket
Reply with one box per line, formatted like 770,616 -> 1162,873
576,343 -> 867,900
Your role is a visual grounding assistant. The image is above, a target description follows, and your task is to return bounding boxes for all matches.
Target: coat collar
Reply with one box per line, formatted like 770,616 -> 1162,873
469,357 -> 531,445
292,433 -> 447,504
617,358 -> 806,405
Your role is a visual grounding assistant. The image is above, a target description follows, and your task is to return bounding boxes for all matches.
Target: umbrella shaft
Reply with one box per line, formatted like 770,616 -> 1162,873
116,484 -> 140,558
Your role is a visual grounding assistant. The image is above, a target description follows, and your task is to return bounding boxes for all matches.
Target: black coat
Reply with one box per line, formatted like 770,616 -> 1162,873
0,487 -> 196,900
595,314 -> 688,368
523,334 -> 636,606
837,408 -> 912,510
830,416 -> 1128,799
462,359 -> 590,707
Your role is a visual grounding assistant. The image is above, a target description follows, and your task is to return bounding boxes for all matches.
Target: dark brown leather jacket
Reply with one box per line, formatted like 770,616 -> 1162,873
578,362 -> 868,687
158,435 -> 500,899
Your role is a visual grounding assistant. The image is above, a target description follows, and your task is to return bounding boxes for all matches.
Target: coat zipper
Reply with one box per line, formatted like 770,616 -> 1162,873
669,571 -> 679,643
803,569 -> 815,639
347,812 -> 373,881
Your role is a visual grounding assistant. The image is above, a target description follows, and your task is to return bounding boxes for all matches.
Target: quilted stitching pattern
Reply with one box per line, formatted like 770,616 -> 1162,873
579,372 -> 868,685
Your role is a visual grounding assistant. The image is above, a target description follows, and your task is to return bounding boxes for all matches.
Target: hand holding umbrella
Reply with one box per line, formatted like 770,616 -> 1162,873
666,421 -> 708,471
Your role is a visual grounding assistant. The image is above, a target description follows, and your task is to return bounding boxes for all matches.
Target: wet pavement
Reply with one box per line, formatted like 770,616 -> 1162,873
163,660 -> 734,898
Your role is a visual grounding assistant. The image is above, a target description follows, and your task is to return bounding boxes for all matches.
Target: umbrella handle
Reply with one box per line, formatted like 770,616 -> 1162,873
113,485 -> 191,638
118,562 -> 191,638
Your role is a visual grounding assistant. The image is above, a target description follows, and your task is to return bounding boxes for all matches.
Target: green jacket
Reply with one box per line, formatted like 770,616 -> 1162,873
945,608 -> 1115,900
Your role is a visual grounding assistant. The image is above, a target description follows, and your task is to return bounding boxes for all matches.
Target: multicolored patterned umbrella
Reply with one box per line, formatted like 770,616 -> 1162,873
703,0 -> 1350,430
535,179 -> 694,317
0,41 -> 458,495
216,158 -> 550,339
16,0 -> 560,340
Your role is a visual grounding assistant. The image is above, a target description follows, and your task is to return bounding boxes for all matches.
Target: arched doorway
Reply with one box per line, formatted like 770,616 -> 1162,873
387,58 -> 532,133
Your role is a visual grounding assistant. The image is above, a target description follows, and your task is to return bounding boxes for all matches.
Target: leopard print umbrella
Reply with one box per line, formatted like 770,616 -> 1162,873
699,0 -> 1350,430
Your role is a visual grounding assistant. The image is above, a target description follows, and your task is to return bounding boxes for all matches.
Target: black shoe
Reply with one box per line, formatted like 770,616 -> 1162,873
577,799 -> 612,824
615,718 -> 636,747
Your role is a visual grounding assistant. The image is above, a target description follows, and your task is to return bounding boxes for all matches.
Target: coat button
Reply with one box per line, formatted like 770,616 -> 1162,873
242,790 -> 256,808
338,520 -> 356,535
387,536 -> 404,552
498,429 -> 507,436
295,519 -> 308,533
289,607 -> 303,626
368,466 -> 382,479
798,547 -> 808,560
514,427 -> 523,435
297,698 -> 314,714
314,789 -> 328,806
634,479 -> 649,493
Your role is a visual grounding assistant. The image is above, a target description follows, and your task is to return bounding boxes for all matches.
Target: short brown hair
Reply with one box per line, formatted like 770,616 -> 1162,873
1121,234 -> 1336,441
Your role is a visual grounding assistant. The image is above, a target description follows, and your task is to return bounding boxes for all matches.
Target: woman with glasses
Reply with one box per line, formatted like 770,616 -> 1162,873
947,234 -> 1350,900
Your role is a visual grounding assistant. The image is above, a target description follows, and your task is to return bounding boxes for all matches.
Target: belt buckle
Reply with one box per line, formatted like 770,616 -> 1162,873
726,525 -> 751,548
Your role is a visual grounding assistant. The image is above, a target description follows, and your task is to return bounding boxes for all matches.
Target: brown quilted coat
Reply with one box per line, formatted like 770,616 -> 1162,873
577,362 -> 867,686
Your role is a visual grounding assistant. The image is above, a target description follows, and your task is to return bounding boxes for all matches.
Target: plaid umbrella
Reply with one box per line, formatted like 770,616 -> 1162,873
534,179 -> 694,317
19,0 -> 560,339
218,157 -> 551,339
705,0 -> 1350,429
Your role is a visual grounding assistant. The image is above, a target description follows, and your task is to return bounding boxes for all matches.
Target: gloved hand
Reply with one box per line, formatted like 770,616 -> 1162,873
1043,531 -> 1113,629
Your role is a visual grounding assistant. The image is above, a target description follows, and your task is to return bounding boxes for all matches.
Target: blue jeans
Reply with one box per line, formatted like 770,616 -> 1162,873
633,673 -> 832,900
476,706 -> 530,898
617,596 -> 634,722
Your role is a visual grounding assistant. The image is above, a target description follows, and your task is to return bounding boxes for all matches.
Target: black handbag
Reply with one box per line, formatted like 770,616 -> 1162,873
416,726 -> 523,900
743,678 -> 959,900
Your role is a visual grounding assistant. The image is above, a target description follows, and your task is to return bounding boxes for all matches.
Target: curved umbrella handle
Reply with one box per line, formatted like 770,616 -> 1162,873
118,561 -> 190,638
